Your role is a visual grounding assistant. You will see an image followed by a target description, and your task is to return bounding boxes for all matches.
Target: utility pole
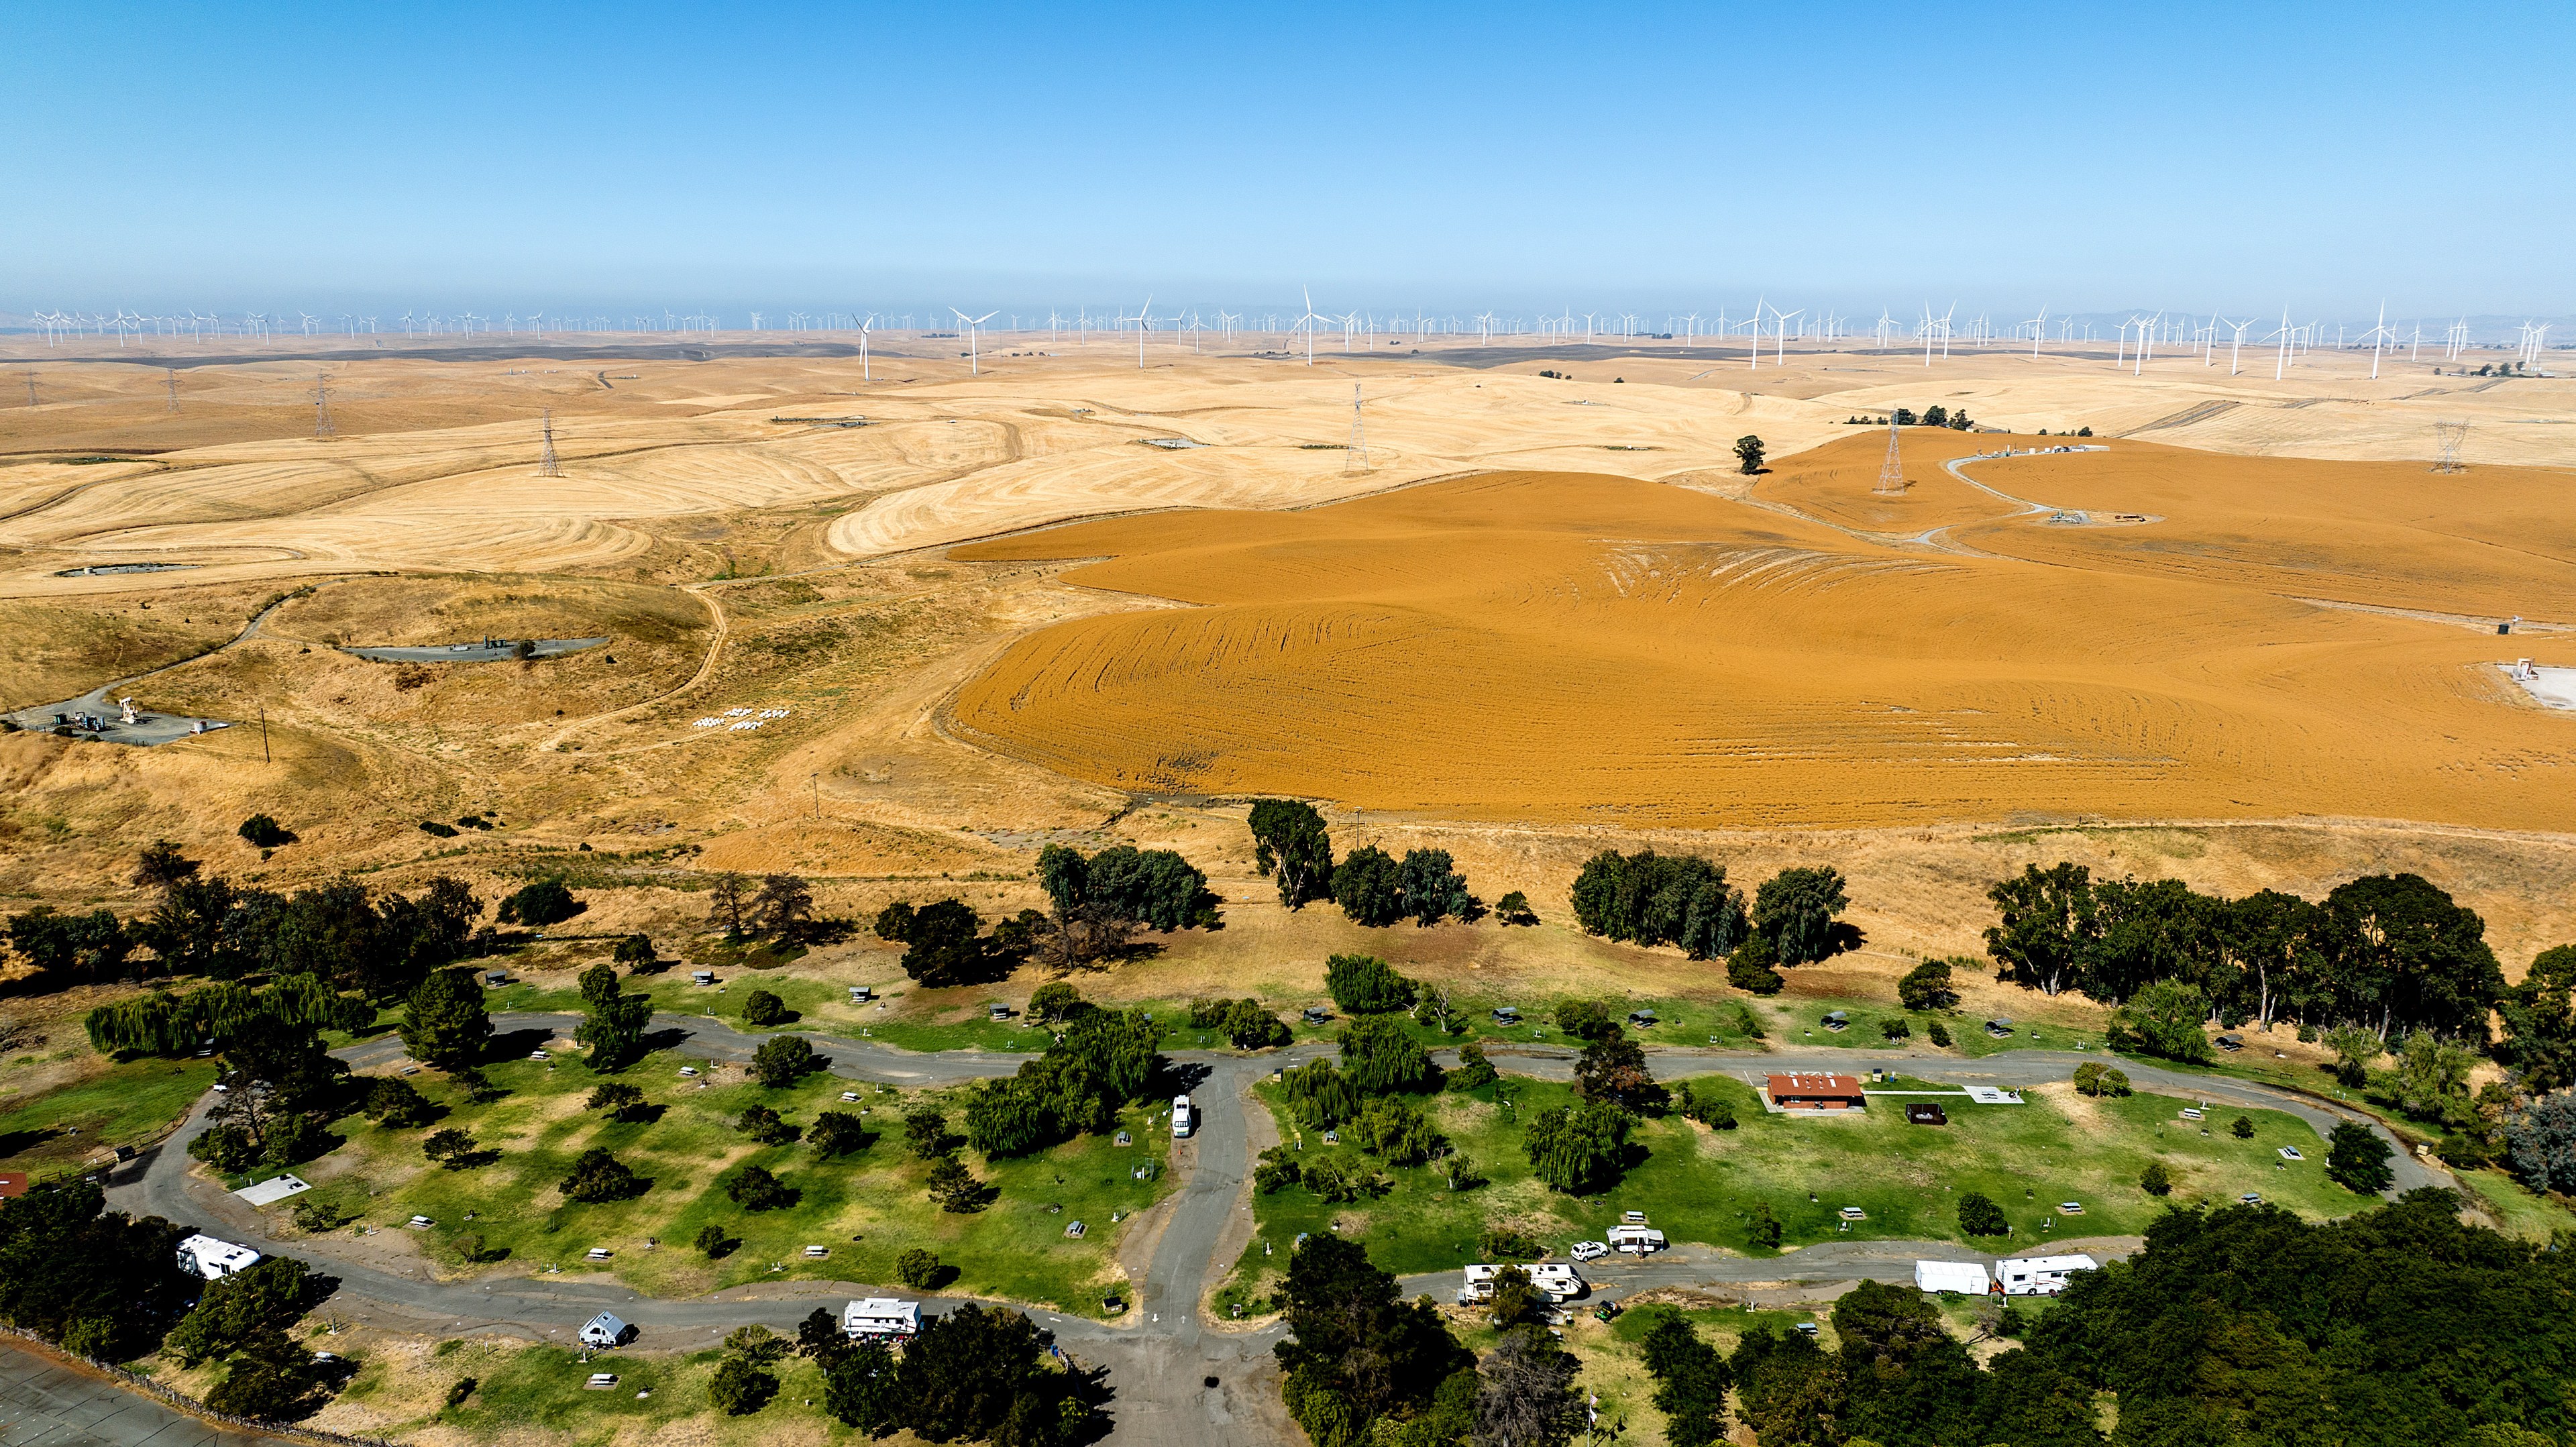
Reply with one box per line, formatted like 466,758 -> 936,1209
22,373 -> 34,408
1344,384 -> 1368,474
167,368 -> 180,412
1874,413 -> 1906,495
313,373 -> 335,439
260,702 -> 270,763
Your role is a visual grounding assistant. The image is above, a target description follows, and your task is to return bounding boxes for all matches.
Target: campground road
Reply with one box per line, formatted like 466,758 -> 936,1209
97,1021 -> 2431,1444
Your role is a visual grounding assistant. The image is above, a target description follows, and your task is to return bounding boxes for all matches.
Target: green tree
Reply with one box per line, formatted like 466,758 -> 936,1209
1747,1200 -> 1783,1249
1285,1059 -> 1361,1129
612,932 -> 655,967
2324,1023 -> 2383,1087
724,1164 -> 794,1211
749,1034 -> 820,1086
735,1104 -> 798,1145
821,1338 -> 904,1432
1523,1098 -> 1631,1193
897,1247 -> 941,1289
1570,849 -> 1747,959
574,962 -> 651,1071
1640,1309 -> 1733,1447
1325,953 -> 1415,1014
904,1108 -> 952,1159
1331,846 -> 1406,927
1957,1191 -> 2009,1236
807,1110 -> 867,1158
1248,799 -> 1336,908
2319,873 -> 2506,1043
1898,958 -> 1960,1011
2326,1122 -> 2394,1193
164,1258 -> 317,1367
1755,866 -> 1848,965
1554,998 -> 1615,1041
363,1075 -> 435,1126
1274,1234 -> 1472,1443
496,878 -> 580,926
1397,848 -> 1472,925
1985,862 -> 2097,997
398,966 -> 490,1069
1446,1040 -> 1498,1091
1028,981 -> 1086,1024
1727,935 -> 1786,994
1495,890 -> 1538,925
894,898 -> 996,987
238,814 -> 293,848
422,1127 -> 478,1168
1573,1027 -> 1668,1112
1220,998 -> 1291,1049
2110,978 -> 2214,1063
1348,1097 -> 1440,1165
586,1082 -> 648,1122
1734,434 -> 1766,474
2232,1114 -> 2255,1139
1488,1265 -> 1544,1330
739,989 -> 786,1027
694,1223 -> 731,1256
708,1354 -> 777,1415
2498,945 -> 2576,1093
2141,1160 -> 2174,1196
559,1147 -> 646,1202
926,1156 -> 986,1212
1339,1014 -> 1440,1094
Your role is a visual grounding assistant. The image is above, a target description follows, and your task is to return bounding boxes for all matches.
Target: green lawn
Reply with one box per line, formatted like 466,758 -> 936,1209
0,1057 -> 219,1171
334,1338 -> 857,1447
2451,1166 -> 2576,1242
1222,1072 -> 2373,1307
286,1044 -> 1173,1317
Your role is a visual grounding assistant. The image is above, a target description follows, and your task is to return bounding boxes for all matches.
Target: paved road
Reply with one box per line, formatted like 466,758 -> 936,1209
340,638 -> 606,664
0,1341 -> 278,1447
95,1021 -> 2432,1444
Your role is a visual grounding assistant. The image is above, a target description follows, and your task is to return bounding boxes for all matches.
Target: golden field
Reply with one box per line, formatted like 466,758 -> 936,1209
0,332 -> 2569,981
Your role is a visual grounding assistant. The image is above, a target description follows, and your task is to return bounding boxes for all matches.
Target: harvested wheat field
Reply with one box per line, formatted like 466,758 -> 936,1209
952,446 -> 2576,832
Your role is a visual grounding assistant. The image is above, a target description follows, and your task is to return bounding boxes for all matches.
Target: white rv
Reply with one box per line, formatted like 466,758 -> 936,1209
176,1234 -> 262,1281
843,1297 -> 922,1341
1458,1263 -> 1584,1304
1171,1094 -> 1194,1138
1996,1254 -> 2098,1297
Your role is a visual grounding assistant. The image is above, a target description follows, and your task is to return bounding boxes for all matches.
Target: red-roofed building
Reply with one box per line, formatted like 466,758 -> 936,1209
1766,1073 -> 1866,1112
0,1172 -> 28,1198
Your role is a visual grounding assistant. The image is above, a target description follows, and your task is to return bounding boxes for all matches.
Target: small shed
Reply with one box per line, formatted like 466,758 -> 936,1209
1767,1073 -> 1867,1112
1906,1102 -> 1949,1126
579,1311 -> 630,1348
1914,1260 -> 1991,1295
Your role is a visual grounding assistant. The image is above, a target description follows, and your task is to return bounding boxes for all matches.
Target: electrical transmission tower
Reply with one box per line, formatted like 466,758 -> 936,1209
22,372 -> 35,408
166,368 -> 180,413
1873,413 -> 1907,494
2432,419 -> 2469,474
538,409 -> 562,477
1344,384 -> 1368,474
312,373 -> 335,439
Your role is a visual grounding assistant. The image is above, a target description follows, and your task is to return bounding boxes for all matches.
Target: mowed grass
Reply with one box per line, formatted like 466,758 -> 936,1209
0,1056 -> 217,1170
333,1337 -> 856,1447
290,1045 -> 1171,1317
1224,1072 -> 2368,1305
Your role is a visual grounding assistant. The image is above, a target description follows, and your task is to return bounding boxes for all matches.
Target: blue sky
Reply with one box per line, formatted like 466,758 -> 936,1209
11,2 -> 2568,319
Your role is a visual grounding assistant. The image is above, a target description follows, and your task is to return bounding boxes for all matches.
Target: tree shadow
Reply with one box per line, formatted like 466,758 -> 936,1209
640,1027 -> 692,1053
0,1125 -> 64,1158
484,1027 -> 556,1059
1822,922 -> 1868,959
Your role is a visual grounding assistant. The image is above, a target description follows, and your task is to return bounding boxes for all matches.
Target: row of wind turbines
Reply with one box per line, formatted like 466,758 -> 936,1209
19,301 -> 2556,379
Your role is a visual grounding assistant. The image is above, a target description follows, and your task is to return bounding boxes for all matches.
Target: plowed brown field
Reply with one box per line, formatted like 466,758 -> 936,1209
951,440 -> 2576,830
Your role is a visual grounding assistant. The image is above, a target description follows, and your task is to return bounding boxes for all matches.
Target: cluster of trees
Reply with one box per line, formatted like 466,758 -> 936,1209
11,843 -> 492,998
1986,865 -> 2509,1048
873,899 -> 1026,987
1247,800 -> 1486,929
1186,995 -> 1291,1049
1026,842 -> 1218,969
1570,851 -> 1851,989
0,1180 -> 350,1422
820,1301 -> 1093,1444
1274,1234 -> 1589,1447
961,993 -> 1165,1158
704,871 -> 818,943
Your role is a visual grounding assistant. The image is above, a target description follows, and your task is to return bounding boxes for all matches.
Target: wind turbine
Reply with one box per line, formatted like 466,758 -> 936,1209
856,313 -> 875,380
952,309 -> 997,374
2224,317 -> 2253,375
1747,297 -> 1766,369
2026,307 -> 2047,358
1772,307 -> 1802,365
1296,288 -> 1330,365
2267,309 -> 2295,380
2357,303 -> 2395,380
1132,296 -> 1154,368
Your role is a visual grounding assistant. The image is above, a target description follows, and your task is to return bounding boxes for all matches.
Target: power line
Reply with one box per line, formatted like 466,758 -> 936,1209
1874,413 -> 1907,494
1344,384 -> 1368,474
312,372 -> 335,439
538,409 -> 562,477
